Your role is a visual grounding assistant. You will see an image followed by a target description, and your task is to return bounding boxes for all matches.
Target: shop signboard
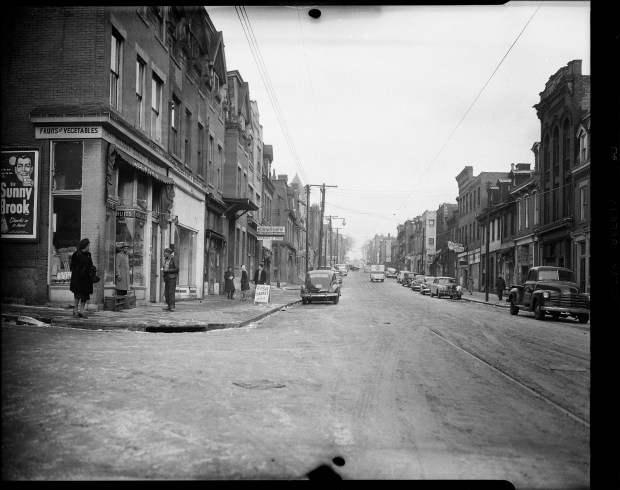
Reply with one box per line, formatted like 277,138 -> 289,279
448,241 -> 464,252
257,225 -> 285,236
1,149 -> 40,242
254,284 -> 271,305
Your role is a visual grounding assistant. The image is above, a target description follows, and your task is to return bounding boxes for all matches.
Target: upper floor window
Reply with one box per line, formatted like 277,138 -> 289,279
208,134 -> 214,185
428,237 -> 434,245
580,185 -> 587,221
562,119 -> 570,170
552,126 -> 560,169
170,96 -> 180,156
110,30 -> 123,109
135,57 -> 146,130
151,74 -> 163,143
524,196 -> 529,229
184,109 -> 192,167
197,123 -> 205,178
577,126 -> 589,164
428,219 -> 435,227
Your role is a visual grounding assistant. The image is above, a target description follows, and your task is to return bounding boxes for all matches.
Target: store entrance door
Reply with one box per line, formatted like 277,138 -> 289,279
150,221 -> 158,302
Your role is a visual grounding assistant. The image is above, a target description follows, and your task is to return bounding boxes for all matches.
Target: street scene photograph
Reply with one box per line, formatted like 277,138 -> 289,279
1,2 -> 610,485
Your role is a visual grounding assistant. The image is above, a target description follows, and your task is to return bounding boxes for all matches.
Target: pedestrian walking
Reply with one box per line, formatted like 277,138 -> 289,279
69,238 -> 95,319
115,243 -> 130,296
240,265 -> 250,301
468,275 -> 474,295
495,275 -> 506,301
162,247 -> 179,311
224,266 -> 235,299
253,263 -> 267,285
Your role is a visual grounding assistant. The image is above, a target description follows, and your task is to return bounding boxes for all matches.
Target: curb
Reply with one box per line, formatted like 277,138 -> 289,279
2,299 -> 303,333
460,296 -> 510,308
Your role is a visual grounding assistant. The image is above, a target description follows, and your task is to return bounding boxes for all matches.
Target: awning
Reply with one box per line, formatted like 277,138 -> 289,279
109,144 -> 173,185
222,196 -> 259,221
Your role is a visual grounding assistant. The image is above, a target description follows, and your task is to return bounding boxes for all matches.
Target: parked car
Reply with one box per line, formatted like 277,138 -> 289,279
508,266 -> 589,323
429,277 -> 461,298
301,270 -> 341,305
336,264 -> 348,276
401,271 -> 416,287
385,267 -> 397,278
409,274 -> 426,290
396,270 -> 412,284
419,276 -> 436,295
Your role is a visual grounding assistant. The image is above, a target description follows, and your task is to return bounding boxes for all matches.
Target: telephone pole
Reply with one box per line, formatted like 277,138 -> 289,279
324,215 -> 344,268
309,184 -> 337,270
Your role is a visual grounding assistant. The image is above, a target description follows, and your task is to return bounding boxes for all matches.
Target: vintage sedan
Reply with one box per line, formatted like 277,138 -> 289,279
396,270 -> 412,284
409,274 -> 426,290
301,270 -> 341,305
419,276 -> 436,295
429,277 -> 461,299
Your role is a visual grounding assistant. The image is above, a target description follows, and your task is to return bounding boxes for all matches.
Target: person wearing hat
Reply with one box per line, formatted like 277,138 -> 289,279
162,247 -> 179,311
115,243 -> 130,296
69,238 -> 95,319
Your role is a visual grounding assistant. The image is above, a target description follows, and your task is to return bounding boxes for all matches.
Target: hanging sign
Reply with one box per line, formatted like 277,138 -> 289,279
257,225 -> 285,235
1,149 -> 40,242
448,241 -> 464,252
254,284 -> 271,305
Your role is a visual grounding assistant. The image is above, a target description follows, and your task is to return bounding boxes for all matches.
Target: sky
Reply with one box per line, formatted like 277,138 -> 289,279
206,2 -> 590,260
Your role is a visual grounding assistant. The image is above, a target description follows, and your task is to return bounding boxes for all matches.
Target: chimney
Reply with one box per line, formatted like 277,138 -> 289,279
277,174 -> 288,182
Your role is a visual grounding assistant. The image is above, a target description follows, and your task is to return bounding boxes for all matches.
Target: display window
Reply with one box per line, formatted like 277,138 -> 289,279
177,225 -> 197,287
116,208 -> 147,286
50,141 -> 83,284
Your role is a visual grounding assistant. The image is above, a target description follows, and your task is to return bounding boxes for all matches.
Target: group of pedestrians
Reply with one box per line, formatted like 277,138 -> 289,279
225,263 -> 267,300
69,236 -> 272,316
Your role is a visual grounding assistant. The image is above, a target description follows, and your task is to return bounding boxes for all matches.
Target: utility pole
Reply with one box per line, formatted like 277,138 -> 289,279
485,182 -> 491,302
323,215 -> 344,268
305,185 -> 310,273
310,183 -> 337,270
334,227 -> 341,264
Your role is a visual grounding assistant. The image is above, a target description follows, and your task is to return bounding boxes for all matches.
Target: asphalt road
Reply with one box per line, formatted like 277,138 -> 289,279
1,271 -> 590,485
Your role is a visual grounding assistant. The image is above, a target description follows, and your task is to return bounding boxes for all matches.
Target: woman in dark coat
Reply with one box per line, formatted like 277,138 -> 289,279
240,264 -> 250,301
70,238 -> 95,318
224,266 -> 235,299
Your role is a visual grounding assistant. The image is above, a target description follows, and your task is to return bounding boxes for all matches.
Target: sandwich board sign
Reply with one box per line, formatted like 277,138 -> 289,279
254,285 -> 271,305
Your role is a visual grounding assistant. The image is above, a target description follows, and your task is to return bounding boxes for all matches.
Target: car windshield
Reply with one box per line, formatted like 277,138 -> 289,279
538,269 -> 575,282
425,277 -> 435,282
436,278 -> 456,285
415,275 -> 425,281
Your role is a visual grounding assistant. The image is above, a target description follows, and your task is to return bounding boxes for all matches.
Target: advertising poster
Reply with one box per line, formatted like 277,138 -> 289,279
1,149 -> 40,241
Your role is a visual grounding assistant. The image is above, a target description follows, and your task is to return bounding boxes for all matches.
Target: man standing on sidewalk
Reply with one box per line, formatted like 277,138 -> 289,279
468,275 -> 474,295
495,275 -> 506,301
162,248 -> 179,311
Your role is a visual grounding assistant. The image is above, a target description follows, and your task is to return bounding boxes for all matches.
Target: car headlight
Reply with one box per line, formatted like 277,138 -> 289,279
542,291 -> 550,299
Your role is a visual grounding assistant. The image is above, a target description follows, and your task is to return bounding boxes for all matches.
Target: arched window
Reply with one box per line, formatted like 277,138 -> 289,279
543,133 -> 551,183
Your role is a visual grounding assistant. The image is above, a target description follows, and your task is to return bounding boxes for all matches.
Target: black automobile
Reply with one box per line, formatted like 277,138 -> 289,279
301,270 -> 341,304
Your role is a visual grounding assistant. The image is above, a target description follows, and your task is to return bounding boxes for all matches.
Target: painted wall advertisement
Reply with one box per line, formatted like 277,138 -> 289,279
1,149 -> 40,241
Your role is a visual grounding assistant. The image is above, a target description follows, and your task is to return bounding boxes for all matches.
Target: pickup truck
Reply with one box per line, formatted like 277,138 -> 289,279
508,266 -> 590,323
369,264 -> 385,282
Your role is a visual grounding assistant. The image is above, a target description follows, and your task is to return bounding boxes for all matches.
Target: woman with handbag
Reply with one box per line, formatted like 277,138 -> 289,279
240,264 -> 250,301
70,238 -> 96,318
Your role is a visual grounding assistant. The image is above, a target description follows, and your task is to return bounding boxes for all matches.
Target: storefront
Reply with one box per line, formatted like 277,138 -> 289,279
34,123 -> 176,307
204,195 -> 228,296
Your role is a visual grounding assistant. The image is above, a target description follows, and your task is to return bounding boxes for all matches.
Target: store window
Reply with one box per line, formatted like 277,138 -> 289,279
50,141 -> 83,284
177,226 -> 197,287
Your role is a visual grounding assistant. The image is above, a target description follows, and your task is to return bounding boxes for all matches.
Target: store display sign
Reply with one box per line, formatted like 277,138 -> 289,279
254,285 -> 271,305
1,149 -> 40,241
35,126 -> 102,139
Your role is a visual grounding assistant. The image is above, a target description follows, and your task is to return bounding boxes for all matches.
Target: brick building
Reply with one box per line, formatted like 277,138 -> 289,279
1,6 -> 231,305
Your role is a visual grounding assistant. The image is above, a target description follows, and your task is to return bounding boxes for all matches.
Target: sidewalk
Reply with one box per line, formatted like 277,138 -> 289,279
1,286 -> 303,332
460,289 -> 511,308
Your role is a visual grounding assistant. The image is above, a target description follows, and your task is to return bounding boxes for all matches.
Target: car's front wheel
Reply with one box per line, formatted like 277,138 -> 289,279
534,301 -> 546,320
333,294 -> 340,305
302,297 -> 307,305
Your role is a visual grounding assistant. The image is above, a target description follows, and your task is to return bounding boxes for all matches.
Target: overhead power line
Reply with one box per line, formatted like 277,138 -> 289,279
234,6 -> 310,184
392,0 -> 545,217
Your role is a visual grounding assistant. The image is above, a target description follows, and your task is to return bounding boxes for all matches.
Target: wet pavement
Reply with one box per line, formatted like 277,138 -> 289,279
1,286 -> 304,332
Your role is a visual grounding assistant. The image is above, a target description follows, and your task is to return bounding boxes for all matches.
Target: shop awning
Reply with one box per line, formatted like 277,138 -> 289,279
109,144 -> 174,185
222,197 -> 258,221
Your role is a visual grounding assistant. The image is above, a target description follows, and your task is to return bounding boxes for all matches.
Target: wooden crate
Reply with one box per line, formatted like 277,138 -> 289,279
124,295 -> 136,309
104,296 -> 126,311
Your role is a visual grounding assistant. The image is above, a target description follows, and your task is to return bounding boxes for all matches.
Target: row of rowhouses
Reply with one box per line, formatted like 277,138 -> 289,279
388,60 -> 590,293
1,6 -> 309,307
